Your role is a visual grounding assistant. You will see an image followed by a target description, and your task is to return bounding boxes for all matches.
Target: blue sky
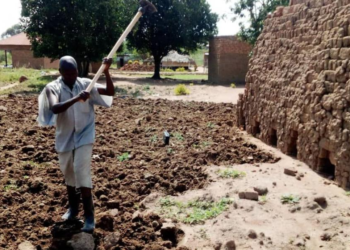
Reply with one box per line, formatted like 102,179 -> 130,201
0,0 -> 242,38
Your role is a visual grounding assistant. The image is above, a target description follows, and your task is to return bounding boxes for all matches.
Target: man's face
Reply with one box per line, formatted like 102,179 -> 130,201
60,68 -> 78,85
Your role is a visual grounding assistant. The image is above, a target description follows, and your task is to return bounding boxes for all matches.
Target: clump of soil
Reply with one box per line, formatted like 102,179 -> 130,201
0,95 -> 278,249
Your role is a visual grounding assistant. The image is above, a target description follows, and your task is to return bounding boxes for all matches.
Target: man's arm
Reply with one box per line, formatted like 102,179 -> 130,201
97,58 -> 115,96
46,87 -> 90,114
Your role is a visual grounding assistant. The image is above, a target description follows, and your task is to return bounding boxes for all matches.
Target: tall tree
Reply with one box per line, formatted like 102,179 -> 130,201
230,0 -> 289,45
127,0 -> 218,79
21,0 -> 129,76
1,24 -> 22,39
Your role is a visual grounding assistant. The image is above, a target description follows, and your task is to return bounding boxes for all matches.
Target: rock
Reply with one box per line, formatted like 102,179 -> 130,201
239,191 -> 259,201
248,229 -> 258,239
314,196 -> 327,206
103,232 -> 120,250
214,241 -> 222,250
22,145 -> 35,153
135,118 -> 142,126
289,205 -> 301,213
161,240 -> 172,249
132,211 -> 143,222
100,195 -> 108,201
253,186 -> 268,195
96,213 -> 114,231
19,76 -> 29,83
106,200 -> 119,209
320,233 -> 332,241
67,233 -> 95,250
294,238 -> 305,247
224,240 -> 236,250
226,121 -> 234,127
18,241 -> 36,250
284,168 -> 298,176
108,209 -> 119,217
0,106 -> 7,112
306,202 -> 320,210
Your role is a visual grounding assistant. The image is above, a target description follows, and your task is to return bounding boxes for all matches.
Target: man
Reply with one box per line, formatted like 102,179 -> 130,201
38,56 -> 115,233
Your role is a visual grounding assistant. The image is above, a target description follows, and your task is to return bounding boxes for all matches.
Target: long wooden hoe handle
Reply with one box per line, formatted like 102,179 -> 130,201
86,10 -> 143,93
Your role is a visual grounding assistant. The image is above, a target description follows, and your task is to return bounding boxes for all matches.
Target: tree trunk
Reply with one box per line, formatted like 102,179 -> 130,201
152,56 -> 162,80
76,59 -> 90,77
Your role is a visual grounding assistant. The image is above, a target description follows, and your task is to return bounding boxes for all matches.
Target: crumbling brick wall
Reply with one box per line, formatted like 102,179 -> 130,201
237,0 -> 350,188
209,36 -> 251,84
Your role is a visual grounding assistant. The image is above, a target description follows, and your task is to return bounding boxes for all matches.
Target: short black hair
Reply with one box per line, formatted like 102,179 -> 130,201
59,56 -> 77,71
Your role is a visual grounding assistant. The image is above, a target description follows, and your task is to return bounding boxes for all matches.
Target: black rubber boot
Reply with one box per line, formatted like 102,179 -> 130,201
61,186 -> 80,221
81,196 -> 95,233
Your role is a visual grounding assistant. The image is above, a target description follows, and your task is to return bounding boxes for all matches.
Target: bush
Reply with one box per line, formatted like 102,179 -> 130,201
127,60 -> 133,64
133,60 -> 140,65
174,84 -> 190,96
231,83 -> 236,88
176,67 -> 186,72
162,68 -> 174,72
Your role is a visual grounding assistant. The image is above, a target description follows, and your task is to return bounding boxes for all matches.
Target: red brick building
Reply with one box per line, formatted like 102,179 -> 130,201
209,36 -> 251,85
0,33 -> 59,69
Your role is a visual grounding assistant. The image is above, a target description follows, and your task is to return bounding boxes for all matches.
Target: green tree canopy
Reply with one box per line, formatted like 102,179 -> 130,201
21,0 -> 130,76
231,0 -> 289,45
1,24 -> 22,39
127,0 -> 218,79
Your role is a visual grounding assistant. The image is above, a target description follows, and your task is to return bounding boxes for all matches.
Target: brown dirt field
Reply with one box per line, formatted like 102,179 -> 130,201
0,95 -> 277,249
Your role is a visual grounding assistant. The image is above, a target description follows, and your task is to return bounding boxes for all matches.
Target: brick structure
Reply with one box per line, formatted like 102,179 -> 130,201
209,36 -> 251,84
0,33 -> 59,69
237,0 -> 350,188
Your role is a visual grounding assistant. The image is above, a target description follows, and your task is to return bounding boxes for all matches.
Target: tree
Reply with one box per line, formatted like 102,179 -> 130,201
127,0 -> 218,79
1,24 -> 22,39
230,0 -> 289,45
20,0 -> 130,76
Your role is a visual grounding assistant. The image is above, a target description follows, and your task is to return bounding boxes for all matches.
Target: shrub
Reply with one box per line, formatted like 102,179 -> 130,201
176,67 -> 186,72
162,68 -> 175,72
127,60 -> 133,64
174,84 -> 190,96
133,60 -> 140,65
231,83 -> 236,88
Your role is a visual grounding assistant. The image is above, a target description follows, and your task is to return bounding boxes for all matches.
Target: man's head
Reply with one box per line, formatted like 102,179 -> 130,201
59,56 -> 78,86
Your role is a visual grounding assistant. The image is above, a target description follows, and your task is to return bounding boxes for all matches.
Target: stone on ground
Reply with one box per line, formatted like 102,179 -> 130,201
67,233 -> 95,250
18,241 -> 35,250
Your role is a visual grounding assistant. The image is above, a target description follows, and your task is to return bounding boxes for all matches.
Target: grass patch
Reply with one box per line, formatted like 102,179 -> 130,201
217,169 -> 246,179
118,153 -> 129,162
159,196 -> 234,224
207,122 -> 215,128
346,191 -> 350,196
174,84 -> 190,96
281,194 -> 300,204
259,195 -> 267,204
150,135 -> 158,143
231,83 -> 236,88
115,86 -> 128,95
173,132 -> 184,141
143,84 -> 151,91
128,74 -> 208,81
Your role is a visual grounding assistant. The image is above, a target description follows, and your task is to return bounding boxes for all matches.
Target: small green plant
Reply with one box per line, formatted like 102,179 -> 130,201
346,191 -> 350,196
128,60 -> 133,64
176,67 -> 186,72
133,60 -> 140,65
259,195 -> 267,204
23,176 -> 29,179
198,228 -> 208,239
167,148 -> 174,154
150,135 -> 158,143
173,132 -> 184,141
207,122 -> 215,128
174,84 -> 190,96
231,83 -> 236,88
118,153 -> 129,162
190,83 -> 194,86
143,84 -> 151,91
202,141 -> 212,147
281,194 -> 300,204
160,196 -> 177,207
217,169 -> 246,179
4,182 -> 18,191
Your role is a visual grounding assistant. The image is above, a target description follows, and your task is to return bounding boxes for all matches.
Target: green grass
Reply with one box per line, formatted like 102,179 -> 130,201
207,122 -> 216,128
159,196 -> 234,224
259,195 -> 267,204
0,68 -> 56,95
0,51 -> 12,65
217,169 -> 246,179
118,153 -> 129,162
346,191 -> 350,196
150,135 -> 158,143
173,132 -> 184,141
281,194 -> 300,204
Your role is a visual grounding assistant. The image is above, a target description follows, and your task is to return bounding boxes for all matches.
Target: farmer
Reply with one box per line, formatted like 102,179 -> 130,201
37,56 -> 115,233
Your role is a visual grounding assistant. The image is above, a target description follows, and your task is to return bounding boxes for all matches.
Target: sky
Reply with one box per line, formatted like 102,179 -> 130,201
0,0 -> 243,38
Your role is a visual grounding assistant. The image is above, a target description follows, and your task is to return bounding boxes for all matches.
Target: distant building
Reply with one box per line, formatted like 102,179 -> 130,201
209,36 -> 251,85
0,33 -> 59,69
144,50 -> 197,70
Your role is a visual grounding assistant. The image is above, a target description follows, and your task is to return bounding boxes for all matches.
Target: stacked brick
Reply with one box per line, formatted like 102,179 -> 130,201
237,0 -> 350,188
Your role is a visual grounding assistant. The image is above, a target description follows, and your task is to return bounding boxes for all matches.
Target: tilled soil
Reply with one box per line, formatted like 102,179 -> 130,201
0,95 -> 278,249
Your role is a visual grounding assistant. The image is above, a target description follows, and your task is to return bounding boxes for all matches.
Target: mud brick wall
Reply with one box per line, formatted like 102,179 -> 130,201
209,36 -> 251,84
12,49 -> 45,69
237,0 -> 350,188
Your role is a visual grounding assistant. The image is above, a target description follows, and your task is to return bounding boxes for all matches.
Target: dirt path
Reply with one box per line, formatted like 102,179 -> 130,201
143,135 -> 350,250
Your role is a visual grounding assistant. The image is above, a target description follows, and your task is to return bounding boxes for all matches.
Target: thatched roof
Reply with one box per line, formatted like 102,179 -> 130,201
145,50 -> 196,65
